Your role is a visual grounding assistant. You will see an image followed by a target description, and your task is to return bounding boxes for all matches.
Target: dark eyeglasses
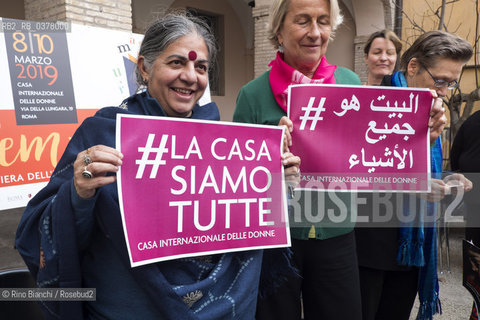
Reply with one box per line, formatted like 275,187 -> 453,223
423,67 -> 459,90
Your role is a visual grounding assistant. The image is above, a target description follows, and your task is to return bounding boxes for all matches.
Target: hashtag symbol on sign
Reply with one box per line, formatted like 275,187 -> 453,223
299,97 -> 327,131
135,133 -> 169,179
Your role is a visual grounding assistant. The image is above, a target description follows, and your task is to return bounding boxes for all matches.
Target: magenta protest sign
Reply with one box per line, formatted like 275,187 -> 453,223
116,114 -> 289,267
287,84 -> 433,192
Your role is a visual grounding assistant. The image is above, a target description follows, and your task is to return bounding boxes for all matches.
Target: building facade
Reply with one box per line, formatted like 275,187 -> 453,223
401,0 -> 480,114
4,0 -> 476,121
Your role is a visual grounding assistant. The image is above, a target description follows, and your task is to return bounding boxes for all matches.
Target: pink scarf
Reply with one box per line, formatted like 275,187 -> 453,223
268,52 -> 337,112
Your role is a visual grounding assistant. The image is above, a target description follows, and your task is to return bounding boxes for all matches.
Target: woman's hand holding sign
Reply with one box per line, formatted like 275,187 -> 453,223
428,90 -> 447,145
283,152 -> 301,189
278,116 -> 301,190
278,116 -> 293,153
74,145 -> 123,199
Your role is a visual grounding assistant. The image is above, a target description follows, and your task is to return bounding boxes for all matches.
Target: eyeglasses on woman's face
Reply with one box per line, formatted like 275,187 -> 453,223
422,66 -> 459,90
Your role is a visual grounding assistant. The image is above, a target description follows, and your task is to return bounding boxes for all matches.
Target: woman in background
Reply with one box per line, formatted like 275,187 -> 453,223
364,29 -> 402,86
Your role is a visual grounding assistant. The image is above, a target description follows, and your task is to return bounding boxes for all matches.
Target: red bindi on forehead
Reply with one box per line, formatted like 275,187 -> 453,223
188,50 -> 197,61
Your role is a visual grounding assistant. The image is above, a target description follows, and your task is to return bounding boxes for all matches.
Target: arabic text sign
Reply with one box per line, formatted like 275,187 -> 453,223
288,84 -> 432,192
116,115 -> 289,267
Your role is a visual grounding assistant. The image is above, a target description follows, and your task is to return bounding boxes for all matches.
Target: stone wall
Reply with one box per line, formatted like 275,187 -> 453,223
252,4 -> 276,77
354,35 -> 370,84
24,0 -> 132,32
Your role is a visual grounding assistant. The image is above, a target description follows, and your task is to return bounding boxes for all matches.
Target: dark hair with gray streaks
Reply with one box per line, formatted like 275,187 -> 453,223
135,11 -> 217,87
399,30 -> 473,71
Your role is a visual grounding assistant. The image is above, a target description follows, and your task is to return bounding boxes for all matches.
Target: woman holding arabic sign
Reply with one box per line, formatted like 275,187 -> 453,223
234,0 -> 356,318
233,0 -> 447,319
355,31 -> 473,320
15,12 -> 300,320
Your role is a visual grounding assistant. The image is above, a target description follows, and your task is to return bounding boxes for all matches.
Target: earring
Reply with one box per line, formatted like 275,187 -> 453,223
278,43 -> 284,52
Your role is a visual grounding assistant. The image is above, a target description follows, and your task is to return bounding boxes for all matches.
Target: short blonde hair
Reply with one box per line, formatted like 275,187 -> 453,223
268,0 -> 343,49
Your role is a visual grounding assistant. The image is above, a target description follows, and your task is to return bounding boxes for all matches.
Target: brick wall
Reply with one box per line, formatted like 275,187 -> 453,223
354,1 -> 396,82
382,0 -> 395,31
354,35 -> 369,84
24,0 -> 132,32
24,0 -> 67,21
252,4 -> 276,78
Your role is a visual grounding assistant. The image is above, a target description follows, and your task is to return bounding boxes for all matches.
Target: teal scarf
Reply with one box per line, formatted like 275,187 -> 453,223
392,71 -> 442,320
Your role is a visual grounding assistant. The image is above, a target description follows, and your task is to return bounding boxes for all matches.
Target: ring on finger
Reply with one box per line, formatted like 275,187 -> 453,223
82,166 -> 93,179
84,153 -> 92,165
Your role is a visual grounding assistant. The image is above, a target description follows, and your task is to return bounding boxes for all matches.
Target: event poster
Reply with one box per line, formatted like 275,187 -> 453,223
116,115 -> 289,266
287,84 -> 432,192
3,18 -> 77,125
0,18 -> 144,210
